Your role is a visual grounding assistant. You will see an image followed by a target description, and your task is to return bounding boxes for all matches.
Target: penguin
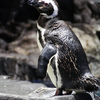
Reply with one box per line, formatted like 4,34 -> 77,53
27,0 -> 100,96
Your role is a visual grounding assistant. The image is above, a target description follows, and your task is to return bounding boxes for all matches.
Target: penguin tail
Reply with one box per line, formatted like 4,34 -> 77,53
80,73 -> 100,92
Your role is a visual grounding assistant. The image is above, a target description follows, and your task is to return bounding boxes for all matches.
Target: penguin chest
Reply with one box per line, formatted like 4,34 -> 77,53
47,52 -> 62,88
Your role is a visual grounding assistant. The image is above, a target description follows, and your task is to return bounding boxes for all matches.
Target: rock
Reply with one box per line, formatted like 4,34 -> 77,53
29,87 -> 100,100
29,87 -> 56,98
72,27 -> 99,53
8,21 -> 39,66
73,0 -> 100,23
0,76 -> 46,95
0,76 -> 100,100
0,53 -> 41,81
0,39 -> 7,51
88,56 -> 100,78
0,75 -> 46,100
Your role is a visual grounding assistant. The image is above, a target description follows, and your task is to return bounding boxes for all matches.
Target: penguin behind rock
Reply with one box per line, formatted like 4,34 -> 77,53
27,0 -> 100,96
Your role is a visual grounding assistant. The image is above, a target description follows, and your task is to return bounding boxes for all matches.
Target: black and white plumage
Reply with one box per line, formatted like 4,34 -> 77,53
28,0 -> 100,96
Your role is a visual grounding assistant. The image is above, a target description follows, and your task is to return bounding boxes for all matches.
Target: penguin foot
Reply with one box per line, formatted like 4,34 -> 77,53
54,89 -> 63,96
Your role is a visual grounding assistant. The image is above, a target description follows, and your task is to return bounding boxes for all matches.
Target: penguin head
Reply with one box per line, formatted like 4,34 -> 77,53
28,0 -> 59,18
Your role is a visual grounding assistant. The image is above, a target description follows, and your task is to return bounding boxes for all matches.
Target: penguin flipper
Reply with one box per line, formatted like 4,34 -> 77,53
38,43 -> 57,78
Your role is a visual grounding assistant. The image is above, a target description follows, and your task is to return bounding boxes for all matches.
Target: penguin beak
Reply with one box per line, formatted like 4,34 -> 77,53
27,0 -> 40,7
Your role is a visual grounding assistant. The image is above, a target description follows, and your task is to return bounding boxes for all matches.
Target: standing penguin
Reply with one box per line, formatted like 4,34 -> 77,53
28,0 -> 100,96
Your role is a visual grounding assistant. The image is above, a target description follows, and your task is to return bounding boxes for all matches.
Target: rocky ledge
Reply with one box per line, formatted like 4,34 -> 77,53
0,76 -> 100,100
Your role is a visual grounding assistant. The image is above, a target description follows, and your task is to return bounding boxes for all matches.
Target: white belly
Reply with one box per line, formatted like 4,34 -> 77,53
47,55 -> 57,87
47,53 -> 62,88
